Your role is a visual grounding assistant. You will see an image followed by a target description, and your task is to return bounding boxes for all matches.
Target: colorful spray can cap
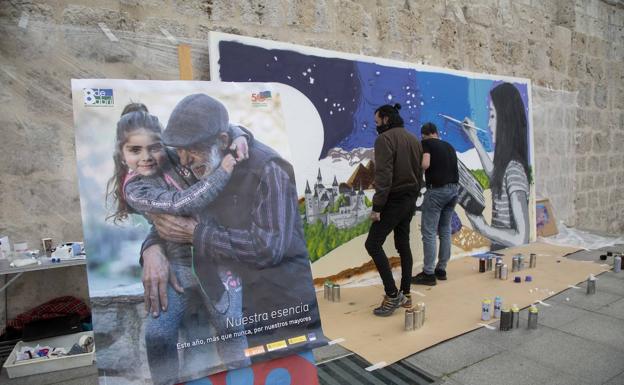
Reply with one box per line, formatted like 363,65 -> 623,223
514,276 -> 522,283
525,275 -> 532,282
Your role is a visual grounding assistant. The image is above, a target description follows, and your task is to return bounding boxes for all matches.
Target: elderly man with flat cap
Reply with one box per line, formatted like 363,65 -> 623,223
142,94 -> 324,375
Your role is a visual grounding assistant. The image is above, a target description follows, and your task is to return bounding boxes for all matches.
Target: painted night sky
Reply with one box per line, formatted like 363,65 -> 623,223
217,39 -> 530,160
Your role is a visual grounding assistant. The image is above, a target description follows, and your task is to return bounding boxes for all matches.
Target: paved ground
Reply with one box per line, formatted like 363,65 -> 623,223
314,245 -> 624,385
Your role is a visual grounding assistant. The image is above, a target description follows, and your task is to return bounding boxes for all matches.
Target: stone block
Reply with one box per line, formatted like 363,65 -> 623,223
464,5 -> 495,28
62,5 -> 138,31
336,0 -> 372,38
575,192 -> 588,210
581,174 -> 594,190
585,57 -> 605,82
287,0 -> 331,33
576,81 -> 593,107
594,83 -> 608,109
549,48 -> 567,73
592,132 -> 609,153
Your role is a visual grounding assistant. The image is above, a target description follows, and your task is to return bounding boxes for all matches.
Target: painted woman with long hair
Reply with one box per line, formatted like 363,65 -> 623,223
462,82 -> 530,249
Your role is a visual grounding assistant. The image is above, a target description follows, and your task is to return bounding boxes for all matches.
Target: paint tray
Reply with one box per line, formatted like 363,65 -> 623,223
2,331 -> 94,378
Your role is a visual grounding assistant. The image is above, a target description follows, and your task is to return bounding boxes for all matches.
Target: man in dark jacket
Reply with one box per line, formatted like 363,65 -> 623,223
365,103 -> 423,316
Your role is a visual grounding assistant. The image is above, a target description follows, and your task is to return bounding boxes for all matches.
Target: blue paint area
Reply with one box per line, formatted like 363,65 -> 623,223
225,366 -> 254,384
265,368 -> 292,385
217,39 -> 530,162
219,40 -> 360,158
468,78 -> 494,151
298,349 -> 316,364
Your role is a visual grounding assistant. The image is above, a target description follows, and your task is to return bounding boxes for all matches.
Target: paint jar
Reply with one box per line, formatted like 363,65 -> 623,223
331,284 -> 341,302
530,253 -> 537,268
587,275 -> 596,295
481,299 -> 492,321
525,275 -> 533,282
500,308 -> 512,331
527,305 -> 538,329
404,308 -> 415,331
494,296 -> 502,319
514,276 -> 522,283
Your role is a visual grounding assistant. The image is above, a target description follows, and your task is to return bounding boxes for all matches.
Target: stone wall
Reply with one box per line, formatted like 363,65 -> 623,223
0,0 -> 622,250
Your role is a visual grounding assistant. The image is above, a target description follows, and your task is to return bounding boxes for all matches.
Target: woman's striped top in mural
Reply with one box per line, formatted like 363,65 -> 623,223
491,160 -> 529,229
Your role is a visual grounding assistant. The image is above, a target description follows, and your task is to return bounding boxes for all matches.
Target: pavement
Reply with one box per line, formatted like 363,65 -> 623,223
314,245 -> 624,385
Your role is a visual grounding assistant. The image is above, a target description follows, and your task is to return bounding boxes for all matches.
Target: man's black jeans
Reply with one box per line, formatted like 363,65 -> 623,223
365,191 -> 418,296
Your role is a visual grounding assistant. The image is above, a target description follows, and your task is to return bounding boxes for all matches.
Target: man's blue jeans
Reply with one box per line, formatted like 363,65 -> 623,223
421,183 -> 459,275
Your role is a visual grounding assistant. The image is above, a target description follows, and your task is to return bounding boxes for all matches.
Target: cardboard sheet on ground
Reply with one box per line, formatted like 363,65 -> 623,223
318,243 -> 610,366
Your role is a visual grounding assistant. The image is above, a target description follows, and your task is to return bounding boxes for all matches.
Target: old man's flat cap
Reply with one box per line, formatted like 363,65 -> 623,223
163,93 -> 229,148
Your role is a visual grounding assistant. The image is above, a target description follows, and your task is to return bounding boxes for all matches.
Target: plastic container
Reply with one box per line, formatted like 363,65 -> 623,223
3,331 -> 95,378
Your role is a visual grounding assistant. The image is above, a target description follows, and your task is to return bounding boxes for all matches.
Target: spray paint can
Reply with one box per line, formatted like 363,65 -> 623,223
587,275 -> 596,295
530,253 -> 537,268
494,296 -> 502,318
501,264 -> 509,280
415,303 -> 425,329
518,255 -> 525,271
324,281 -> 332,300
486,256 -> 493,271
511,305 -> 520,329
500,308 -> 511,331
331,284 -> 341,302
614,256 -> 622,273
479,258 -> 486,273
512,256 -> 519,272
481,299 -> 492,321
405,308 -> 415,331
527,305 -> 538,329
495,262 -> 502,279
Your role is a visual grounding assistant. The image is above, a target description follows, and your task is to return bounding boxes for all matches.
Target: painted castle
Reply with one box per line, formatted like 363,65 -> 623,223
303,168 -> 370,229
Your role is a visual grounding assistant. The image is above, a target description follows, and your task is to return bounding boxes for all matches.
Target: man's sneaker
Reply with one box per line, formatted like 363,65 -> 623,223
434,269 -> 447,280
373,292 -> 406,317
402,293 -> 412,308
411,272 -> 437,286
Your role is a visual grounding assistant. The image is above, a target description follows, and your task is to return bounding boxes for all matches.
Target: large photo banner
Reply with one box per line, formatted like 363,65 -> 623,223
71,80 -> 325,384
209,32 -> 536,285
